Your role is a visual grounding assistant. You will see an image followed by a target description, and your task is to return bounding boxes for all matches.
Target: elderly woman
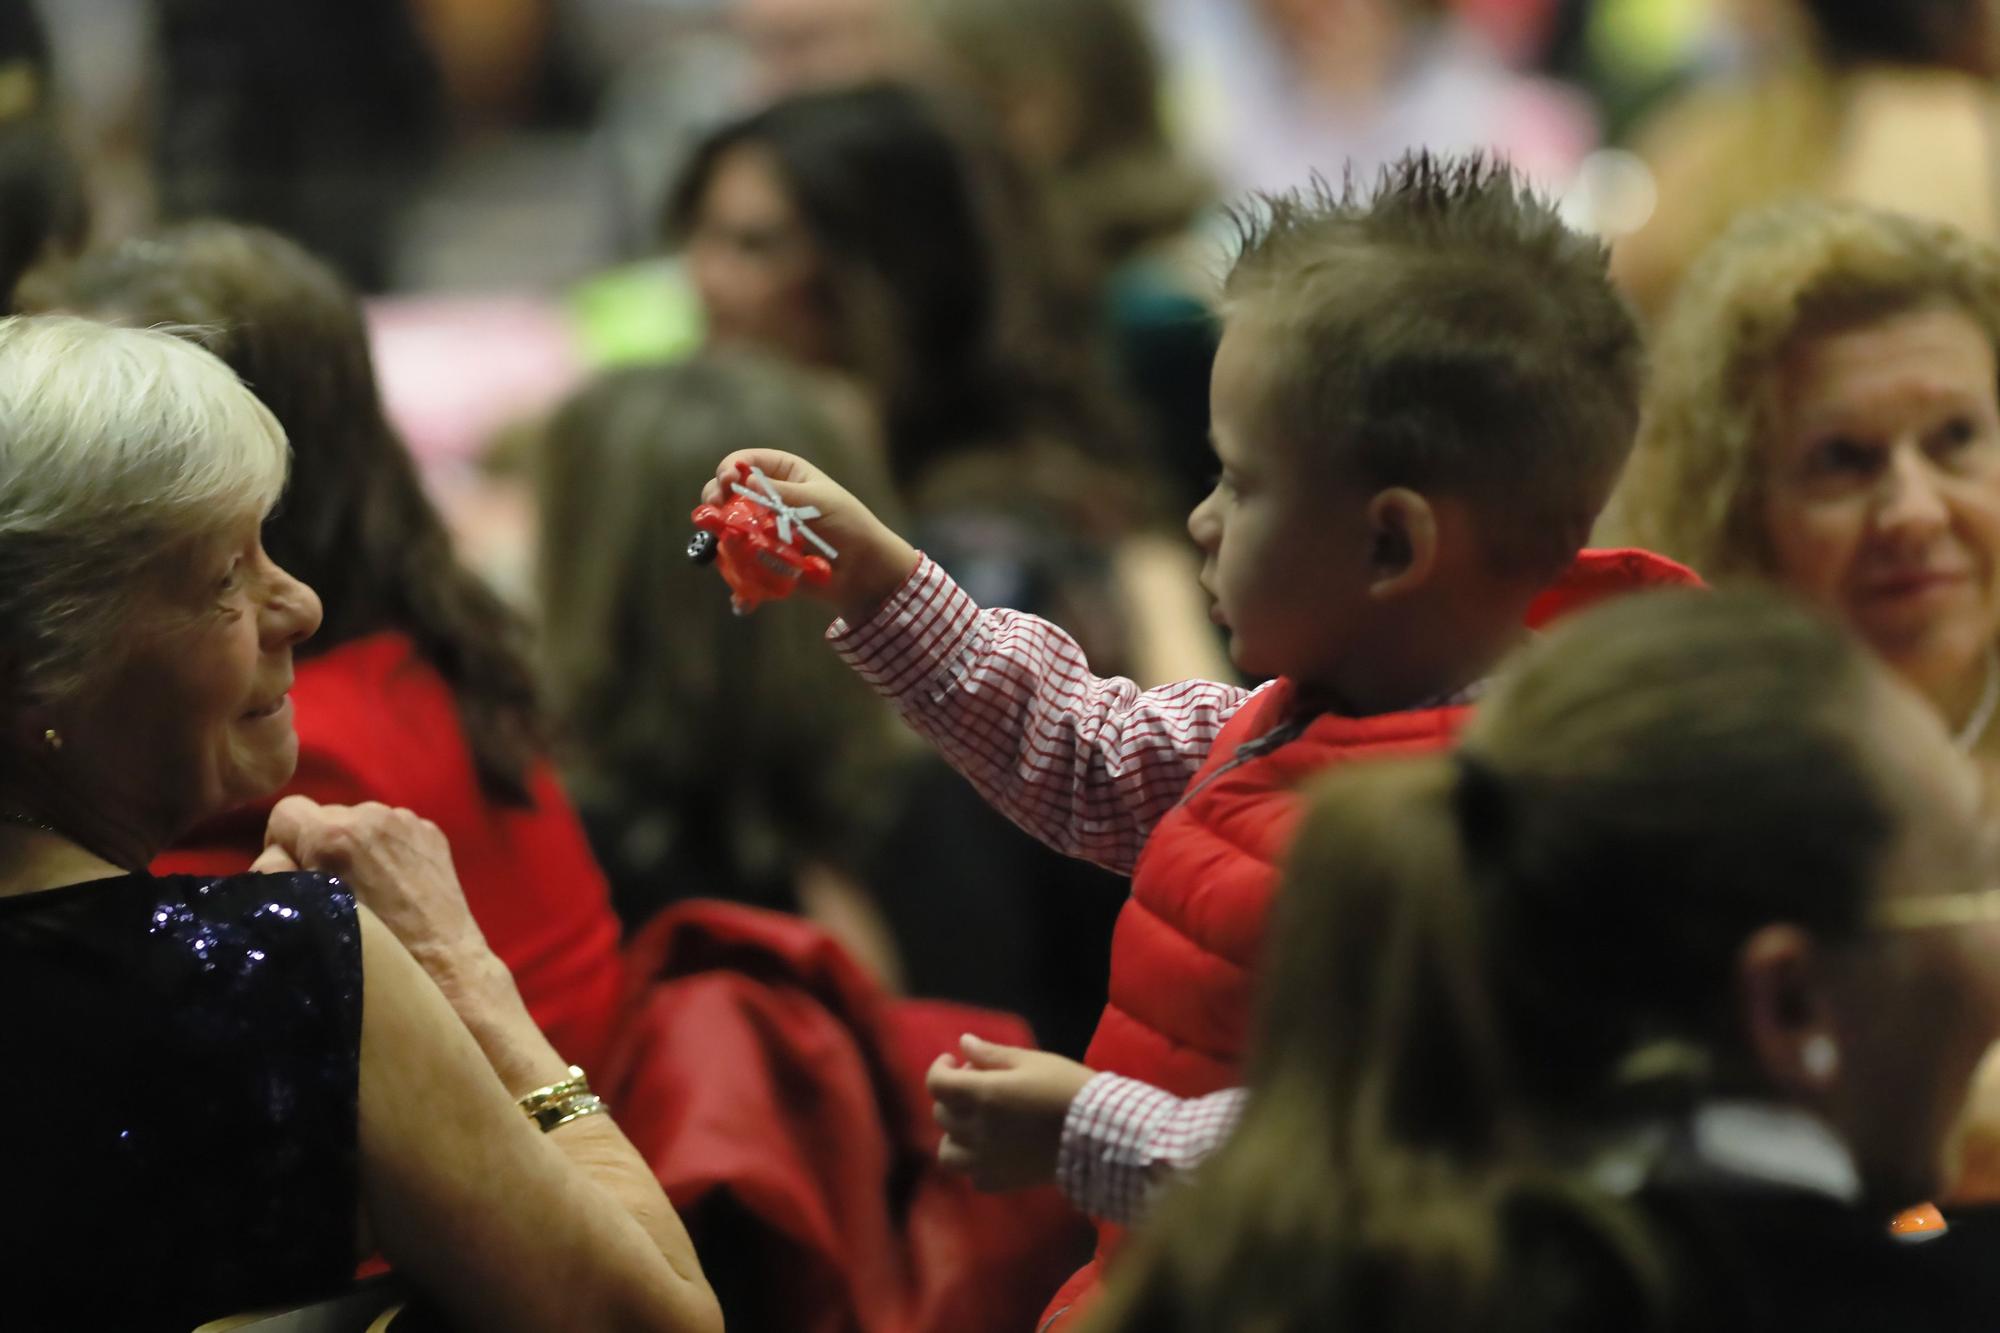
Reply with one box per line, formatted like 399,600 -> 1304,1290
26,221 -> 627,1071
1617,200 -> 2000,763
1087,589 -> 2000,1332
0,315 -> 720,1332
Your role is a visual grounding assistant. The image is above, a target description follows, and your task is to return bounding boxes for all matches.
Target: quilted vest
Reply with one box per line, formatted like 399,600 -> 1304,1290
1081,688 -> 1467,1093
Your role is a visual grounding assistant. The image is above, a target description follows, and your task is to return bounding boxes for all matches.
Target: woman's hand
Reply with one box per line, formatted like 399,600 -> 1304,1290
261,795 -> 505,1009
702,448 -> 920,622
926,1034 -> 1096,1192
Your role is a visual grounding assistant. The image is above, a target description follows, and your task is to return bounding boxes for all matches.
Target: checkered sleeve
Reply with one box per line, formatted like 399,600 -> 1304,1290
829,555 -> 1256,875
1056,1073 -> 1249,1225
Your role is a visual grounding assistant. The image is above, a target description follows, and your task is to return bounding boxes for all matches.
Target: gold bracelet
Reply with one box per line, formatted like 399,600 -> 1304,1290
516,1065 -> 590,1118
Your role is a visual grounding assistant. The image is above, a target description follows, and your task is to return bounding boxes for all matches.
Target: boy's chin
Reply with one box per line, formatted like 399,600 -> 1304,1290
1226,637 -> 1273,680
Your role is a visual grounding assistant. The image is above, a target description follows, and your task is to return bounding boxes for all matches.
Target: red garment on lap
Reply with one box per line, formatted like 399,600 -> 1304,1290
612,900 -> 1094,1333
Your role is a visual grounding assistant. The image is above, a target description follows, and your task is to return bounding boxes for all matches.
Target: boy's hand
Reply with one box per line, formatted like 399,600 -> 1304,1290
702,449 -> 919,623
927,1035 -> 1096,1192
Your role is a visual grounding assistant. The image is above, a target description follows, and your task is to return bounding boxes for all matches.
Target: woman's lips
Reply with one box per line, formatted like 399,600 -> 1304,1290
1861,571 -> 1972,601
241,694 -> 290,722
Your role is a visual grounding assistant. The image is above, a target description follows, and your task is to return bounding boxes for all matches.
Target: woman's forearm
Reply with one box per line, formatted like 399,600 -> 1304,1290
420,946 -> 703,1279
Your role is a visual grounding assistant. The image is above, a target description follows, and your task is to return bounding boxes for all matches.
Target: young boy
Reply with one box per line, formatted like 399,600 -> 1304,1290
699,151 -> 1694,1327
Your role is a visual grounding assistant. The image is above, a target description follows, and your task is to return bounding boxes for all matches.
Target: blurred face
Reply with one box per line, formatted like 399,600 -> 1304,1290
1762,307 -> 2000,714
1822,676 -> 2000,1204
58,507 -> 322,841
685,144 -> 835,369
734,0 -> 901,98
1189,319 -> 1372,683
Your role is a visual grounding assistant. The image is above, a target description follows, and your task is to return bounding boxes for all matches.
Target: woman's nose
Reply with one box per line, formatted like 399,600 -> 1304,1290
261,566 -> 323,650
1873,448 -> 1952,543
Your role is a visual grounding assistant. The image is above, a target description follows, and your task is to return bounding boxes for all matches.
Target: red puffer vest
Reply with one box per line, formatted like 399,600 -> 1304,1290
1041,549 -> 1703,1330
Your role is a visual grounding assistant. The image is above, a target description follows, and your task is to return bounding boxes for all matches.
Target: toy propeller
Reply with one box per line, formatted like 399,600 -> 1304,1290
729,466 -> 839,560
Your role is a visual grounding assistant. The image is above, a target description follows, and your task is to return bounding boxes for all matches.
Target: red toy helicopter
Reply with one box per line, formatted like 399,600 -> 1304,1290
689,462 -> 838,614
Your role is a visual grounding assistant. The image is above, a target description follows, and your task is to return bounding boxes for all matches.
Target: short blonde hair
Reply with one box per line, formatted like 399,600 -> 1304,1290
0,314 -> 288,704
1615,200 -> 2000,578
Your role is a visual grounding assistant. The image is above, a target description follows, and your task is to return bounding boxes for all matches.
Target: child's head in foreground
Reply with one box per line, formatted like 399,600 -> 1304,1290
1194,152 -> 1642,700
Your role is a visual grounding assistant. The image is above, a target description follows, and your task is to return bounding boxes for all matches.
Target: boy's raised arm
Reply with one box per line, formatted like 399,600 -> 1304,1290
702,450 -> 1255,875
831,555 -> 1250,872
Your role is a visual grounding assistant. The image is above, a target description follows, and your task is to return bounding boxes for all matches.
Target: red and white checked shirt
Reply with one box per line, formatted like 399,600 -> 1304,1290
1056,1075 -> 1248,1225
828,554 -> 1267,874
829,554 -> 1268,1221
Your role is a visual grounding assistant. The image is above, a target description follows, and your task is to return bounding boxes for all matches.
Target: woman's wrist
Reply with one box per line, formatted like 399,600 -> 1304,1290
416,945 -> 570,1093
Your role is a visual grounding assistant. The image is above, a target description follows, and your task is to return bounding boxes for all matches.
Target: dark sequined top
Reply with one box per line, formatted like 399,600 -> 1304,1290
0,870 -> 363,1331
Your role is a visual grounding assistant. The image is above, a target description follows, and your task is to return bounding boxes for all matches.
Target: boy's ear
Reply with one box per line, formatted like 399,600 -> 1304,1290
1366,488 -> 1438,601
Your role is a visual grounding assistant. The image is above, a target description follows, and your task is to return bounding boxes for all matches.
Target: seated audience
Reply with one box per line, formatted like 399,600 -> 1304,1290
0,314 -> 718,1332
1150,0 -> 1596,198
909,0 -> 1222,516
25,222 -> 627,1070
1087,588 -> 2000,1332
1616,0 -> 2000,319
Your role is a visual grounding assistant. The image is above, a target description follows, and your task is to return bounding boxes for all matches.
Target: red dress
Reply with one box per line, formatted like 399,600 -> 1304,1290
153,631 -> 625,1071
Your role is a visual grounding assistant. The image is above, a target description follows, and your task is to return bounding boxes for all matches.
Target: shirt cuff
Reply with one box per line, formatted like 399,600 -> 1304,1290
1056,1072 -> 1182,1226
827,553 -> 983,699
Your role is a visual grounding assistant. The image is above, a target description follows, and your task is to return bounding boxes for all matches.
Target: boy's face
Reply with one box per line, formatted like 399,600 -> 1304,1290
1189,319 -> 1373,683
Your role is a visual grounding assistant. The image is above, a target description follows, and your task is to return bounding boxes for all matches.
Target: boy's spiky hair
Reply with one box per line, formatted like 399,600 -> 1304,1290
1225,152 -> 1642,578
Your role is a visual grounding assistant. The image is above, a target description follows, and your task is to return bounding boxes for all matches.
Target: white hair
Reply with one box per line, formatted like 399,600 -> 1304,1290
0,314 -> 289,703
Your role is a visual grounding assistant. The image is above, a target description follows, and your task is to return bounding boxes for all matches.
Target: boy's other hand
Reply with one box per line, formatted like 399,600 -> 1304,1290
927,1034 -> 1095,1192
703,449 -> 919,623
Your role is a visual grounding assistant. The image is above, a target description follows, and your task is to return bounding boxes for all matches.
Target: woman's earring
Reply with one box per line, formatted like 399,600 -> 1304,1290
1802,1034 -> 1840,1083
41,728 -> 60,752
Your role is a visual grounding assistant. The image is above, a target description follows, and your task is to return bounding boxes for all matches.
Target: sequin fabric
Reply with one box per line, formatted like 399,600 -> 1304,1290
0,870 -> 362,1331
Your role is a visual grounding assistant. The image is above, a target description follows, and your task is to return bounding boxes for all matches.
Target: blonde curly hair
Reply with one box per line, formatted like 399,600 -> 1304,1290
1613,200 -> 2000,579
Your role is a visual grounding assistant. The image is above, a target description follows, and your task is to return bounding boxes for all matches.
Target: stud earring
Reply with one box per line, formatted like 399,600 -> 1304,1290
42,728 -> 60,751
1802,1034 -> 1840,1083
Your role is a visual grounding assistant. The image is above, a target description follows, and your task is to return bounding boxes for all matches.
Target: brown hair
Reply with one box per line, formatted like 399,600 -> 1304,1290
1087,589 -> 1898,1333
664,81 -> 1139,495
21,222 -> 547,802
537,356 -> 910,915
1226,153 -> 1643,579
911,0 -> 1210,275
1612,199 -> 2000,579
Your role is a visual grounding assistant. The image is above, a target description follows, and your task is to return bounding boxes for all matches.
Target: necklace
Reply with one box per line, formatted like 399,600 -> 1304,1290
1956,649 -> 2000,753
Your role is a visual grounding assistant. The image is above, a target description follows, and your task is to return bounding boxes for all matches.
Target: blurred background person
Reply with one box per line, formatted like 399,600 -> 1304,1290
908,0 -> 1221,518
1148,0 -> 1599,198
148,0 -> 448,292
23,221 -> 629,1072
1614,0 -> 2000,320
537,355 -> 911,953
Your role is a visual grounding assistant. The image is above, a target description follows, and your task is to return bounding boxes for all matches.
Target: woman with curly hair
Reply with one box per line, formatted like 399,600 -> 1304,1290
1614,199 -> 2000,773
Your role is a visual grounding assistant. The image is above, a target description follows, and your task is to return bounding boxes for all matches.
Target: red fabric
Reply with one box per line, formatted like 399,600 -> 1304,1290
1044,548 -> 1704,1329
152,631 -> 626,1071
610,900 -> 1094,1333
